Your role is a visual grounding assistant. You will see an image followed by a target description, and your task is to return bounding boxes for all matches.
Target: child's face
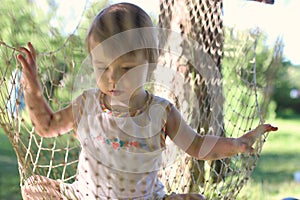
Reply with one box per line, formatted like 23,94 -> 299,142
90,41 -> 149,104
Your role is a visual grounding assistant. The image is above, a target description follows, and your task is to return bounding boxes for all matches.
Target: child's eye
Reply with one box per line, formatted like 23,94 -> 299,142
93,61 -> 106,70
94,64 -> 107,71
122,66 -> 134,71
97,67 -> 107,71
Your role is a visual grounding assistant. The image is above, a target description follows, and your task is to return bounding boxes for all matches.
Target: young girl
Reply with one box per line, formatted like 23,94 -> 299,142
18,3 -> 277,200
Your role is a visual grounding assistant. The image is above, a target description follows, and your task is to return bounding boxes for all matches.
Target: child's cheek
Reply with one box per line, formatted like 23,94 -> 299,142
97,72 -> 107,83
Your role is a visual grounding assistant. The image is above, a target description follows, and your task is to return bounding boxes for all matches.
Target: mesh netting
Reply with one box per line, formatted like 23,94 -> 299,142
0,0 -> 274,199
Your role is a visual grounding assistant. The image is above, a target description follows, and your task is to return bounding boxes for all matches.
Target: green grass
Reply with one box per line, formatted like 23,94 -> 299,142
238,117 -> 300,200
0,117 -> 299,199
0,133 -> 22,200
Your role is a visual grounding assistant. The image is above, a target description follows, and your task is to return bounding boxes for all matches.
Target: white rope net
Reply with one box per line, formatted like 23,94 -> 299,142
0,0 -> 274,199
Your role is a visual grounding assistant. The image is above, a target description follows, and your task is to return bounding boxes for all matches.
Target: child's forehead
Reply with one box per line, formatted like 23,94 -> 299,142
92,50 -> 146,64
89,27 -> 156,57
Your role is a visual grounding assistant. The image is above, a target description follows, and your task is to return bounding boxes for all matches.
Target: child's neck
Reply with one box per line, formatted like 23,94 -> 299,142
104,90 -> 148,113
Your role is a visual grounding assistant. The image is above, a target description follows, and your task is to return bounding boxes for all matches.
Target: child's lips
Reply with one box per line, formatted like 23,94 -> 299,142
109,90 -> 122,96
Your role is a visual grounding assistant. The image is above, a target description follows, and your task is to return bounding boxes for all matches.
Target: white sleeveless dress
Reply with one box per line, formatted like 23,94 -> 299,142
65,89 -> 172,200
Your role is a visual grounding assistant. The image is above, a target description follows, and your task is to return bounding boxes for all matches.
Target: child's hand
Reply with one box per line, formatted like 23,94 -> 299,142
17,42 -> 39,91
237,124 -> 278,154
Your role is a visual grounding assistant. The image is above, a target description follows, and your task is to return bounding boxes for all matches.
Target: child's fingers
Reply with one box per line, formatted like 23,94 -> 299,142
17,42 -> 36,67
17,54 -> 30,70
254,124 -> 277,139
255,124 -> 278,135
19,46 -> 35,66
264,124 -> 278,132
27,42 -> 36,60
239,124 -> 278,153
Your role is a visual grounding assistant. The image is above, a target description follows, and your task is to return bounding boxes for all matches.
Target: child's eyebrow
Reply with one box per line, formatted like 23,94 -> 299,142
93,61 -> 105,64
92,59 -> 106,64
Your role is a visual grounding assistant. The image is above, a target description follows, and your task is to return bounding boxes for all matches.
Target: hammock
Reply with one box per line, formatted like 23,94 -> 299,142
0,0 -> 274,199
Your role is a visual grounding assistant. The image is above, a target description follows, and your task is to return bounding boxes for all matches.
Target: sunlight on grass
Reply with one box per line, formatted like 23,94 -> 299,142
238,117 -> 300,200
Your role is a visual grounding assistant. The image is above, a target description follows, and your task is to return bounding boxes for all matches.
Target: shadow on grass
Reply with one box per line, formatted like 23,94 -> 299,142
277,113 -> 300,120
252,152 -> 299,184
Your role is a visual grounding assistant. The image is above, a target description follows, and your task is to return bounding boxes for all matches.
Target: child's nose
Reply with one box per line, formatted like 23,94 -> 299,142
107,68 -> 120,83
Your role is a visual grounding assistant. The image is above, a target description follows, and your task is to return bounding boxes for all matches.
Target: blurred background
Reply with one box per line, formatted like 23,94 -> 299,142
0,0 -> 299,199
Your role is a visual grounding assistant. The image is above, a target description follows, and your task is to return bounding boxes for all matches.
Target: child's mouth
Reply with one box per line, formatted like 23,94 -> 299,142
109,90 -> 122,96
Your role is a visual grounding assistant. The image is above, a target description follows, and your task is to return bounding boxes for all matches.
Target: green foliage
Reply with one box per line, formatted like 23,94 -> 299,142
273,63 -> 300,115
0,0 -> 109,108
222,28 -> 268,132
0,0 -> 62,50
222,27 -> 299,119
223,28 -> 274,88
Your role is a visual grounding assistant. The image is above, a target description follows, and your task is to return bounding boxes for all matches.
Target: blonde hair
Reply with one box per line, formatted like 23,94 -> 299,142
86,3 -> 158,64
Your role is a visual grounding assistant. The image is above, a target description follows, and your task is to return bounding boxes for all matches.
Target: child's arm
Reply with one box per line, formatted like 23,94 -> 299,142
166,105 -> 278,160
17,42 -> 76,138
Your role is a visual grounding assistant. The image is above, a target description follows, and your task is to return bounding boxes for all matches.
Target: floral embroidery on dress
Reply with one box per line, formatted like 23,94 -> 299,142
96,135 -> 142,150
96,90 -> 170,149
